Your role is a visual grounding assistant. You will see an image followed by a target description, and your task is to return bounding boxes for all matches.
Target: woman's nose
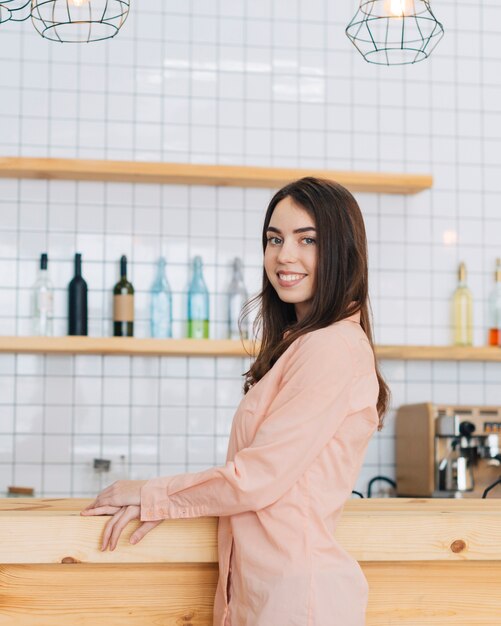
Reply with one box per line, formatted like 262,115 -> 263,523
276,241 -> 297,264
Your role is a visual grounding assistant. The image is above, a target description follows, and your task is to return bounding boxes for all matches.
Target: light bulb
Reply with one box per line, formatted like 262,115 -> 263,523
69,0 -> 90,6
385,0 -> 412,17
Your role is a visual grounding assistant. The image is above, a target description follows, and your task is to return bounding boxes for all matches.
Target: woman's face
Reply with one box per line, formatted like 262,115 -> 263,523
264,196 -> 318,322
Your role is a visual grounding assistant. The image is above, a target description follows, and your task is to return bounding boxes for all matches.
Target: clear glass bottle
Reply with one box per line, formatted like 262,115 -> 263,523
488,257 -> 501,347
32,252 -> 54,336
187,255 -> 209,339
228,257 -> 249,340
451,261 -> 473,346
150,257 -> 173,338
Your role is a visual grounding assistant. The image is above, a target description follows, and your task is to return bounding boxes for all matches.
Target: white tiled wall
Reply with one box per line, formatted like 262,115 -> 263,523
1,1 -> 501,497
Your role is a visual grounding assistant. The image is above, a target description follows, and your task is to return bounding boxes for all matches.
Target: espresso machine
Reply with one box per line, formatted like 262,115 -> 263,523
396,403 -> 501,498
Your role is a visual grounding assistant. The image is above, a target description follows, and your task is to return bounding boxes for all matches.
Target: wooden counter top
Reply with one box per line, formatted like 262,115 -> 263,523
1,498 -> 500,625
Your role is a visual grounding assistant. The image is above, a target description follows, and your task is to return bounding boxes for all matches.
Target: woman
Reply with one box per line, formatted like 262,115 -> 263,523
81,177 -> 390,626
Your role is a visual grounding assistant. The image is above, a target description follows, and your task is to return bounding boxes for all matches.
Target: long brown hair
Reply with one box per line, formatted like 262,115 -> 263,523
239,177 -> 389,430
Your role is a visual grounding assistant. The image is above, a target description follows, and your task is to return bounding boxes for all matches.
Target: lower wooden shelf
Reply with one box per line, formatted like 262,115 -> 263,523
0,336 -> 500,361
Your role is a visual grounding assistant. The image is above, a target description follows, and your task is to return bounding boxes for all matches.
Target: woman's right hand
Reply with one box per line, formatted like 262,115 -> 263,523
100,505 -> 163,551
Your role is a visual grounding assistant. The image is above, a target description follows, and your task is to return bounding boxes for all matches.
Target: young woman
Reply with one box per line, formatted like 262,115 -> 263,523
81,177 -> 390,626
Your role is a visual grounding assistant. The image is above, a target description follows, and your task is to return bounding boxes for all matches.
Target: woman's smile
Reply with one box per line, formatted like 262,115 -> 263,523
276,272 -> 308,287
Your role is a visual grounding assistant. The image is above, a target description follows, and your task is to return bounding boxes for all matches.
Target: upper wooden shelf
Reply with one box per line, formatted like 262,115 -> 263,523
0,157 -> 432,194
0,336 -> 257,357
0,336 -> 499,361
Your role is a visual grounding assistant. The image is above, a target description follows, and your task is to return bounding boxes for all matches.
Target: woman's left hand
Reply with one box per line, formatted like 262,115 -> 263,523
80,480 -> 148,515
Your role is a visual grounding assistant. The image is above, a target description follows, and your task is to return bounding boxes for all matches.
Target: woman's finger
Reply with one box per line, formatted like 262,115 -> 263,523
101,507 -> 128,551
82,483 -> 117,511
80,505 -> 122,516
109,506 -> 140,551
130,520 -> 162,545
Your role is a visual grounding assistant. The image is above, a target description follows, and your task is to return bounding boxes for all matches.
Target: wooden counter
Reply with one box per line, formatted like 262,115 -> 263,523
1,498 -> 500,625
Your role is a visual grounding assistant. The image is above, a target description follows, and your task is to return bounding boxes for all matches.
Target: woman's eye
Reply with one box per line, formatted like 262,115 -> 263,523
303,237 -> 316,245
267,236 -> 282,245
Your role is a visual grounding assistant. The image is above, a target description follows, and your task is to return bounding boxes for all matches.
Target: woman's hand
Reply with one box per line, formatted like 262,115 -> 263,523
80,480 -> 148,514
96,505 -> 163,551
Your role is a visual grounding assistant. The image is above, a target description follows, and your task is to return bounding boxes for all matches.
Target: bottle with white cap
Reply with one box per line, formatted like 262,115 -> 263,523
32,252 -> 54,336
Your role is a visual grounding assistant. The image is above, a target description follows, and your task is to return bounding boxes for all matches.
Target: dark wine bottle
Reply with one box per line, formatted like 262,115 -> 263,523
68,253 -> 88,336
113,255 -> 134,337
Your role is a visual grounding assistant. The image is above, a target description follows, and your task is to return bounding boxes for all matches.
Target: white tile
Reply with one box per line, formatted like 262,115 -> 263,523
75,355 -> 103,377
46,356 -> 74,377
130,436 -> 158,463
131,407 -> 158,435
45,376 -> 73,406
45,406 -> 73,434
103,377 -> 130,406
187,435 -> 214,464
74,407 -> 102,435
103,356 -> 131,377
15,405 -> 43,434
75,377 -> 102,406
102,406 -> 130,435
16,376 -> 44,405
15,434 -> 43,463
187,377 -> 215,407
14,463 -> 42,494
160,378 -> 188,406
0,434 -> 13,463
43,463 -> 72,492
131,377 -> 159,406
159,407 -> 187,435
73,435 -> 100,463
44,435 -> 72,463
188,406 -> 215,435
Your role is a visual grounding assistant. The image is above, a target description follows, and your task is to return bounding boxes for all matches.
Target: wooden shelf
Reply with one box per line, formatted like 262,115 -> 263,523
376,345 -> 501,362
0,336 -> 257,357
0,157 -> 432,195
0,336 -> 500,361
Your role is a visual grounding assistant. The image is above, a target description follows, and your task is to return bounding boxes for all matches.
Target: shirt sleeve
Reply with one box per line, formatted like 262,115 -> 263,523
140,329 -> 356,521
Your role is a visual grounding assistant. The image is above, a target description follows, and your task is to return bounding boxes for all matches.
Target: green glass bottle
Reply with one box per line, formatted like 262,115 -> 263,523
187,255 -> 209,339
113,255 -> 134,337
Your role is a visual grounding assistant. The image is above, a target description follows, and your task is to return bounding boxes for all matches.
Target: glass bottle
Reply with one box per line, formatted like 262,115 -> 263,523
32,252 -> 54,336
228,257 -> 249,340
113,255 -> 134,337
451,261 -> 473,346
488,257 -> 501,347
187,255 -> 209,339
68,253 -> 88,336
150,257 -> 173,338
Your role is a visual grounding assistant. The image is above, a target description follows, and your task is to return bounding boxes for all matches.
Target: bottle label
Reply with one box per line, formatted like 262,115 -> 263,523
114,295 -> 134,322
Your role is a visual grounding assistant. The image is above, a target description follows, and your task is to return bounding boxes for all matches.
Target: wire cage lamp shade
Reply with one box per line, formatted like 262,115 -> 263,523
0,0 -> 30,24
30,0 -> 130,43
345,0 -> 444,65
0,3 -> 12,23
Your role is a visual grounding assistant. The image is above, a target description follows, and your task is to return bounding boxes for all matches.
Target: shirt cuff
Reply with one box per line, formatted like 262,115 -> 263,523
140,477 -> 190,521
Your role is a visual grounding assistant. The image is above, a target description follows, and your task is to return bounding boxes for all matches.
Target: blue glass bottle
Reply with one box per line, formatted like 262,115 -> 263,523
187,255 -> 209,338
150,257 -> 173,338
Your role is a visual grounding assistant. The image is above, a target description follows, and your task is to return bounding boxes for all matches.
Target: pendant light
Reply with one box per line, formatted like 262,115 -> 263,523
345,0 -> 444,65
0,4 -> 12,23
30,0 -> 130,43
0,0 -> 30,23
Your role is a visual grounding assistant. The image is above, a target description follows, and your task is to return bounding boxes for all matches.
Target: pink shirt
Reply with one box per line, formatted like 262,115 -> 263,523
140,310 -> 379,626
